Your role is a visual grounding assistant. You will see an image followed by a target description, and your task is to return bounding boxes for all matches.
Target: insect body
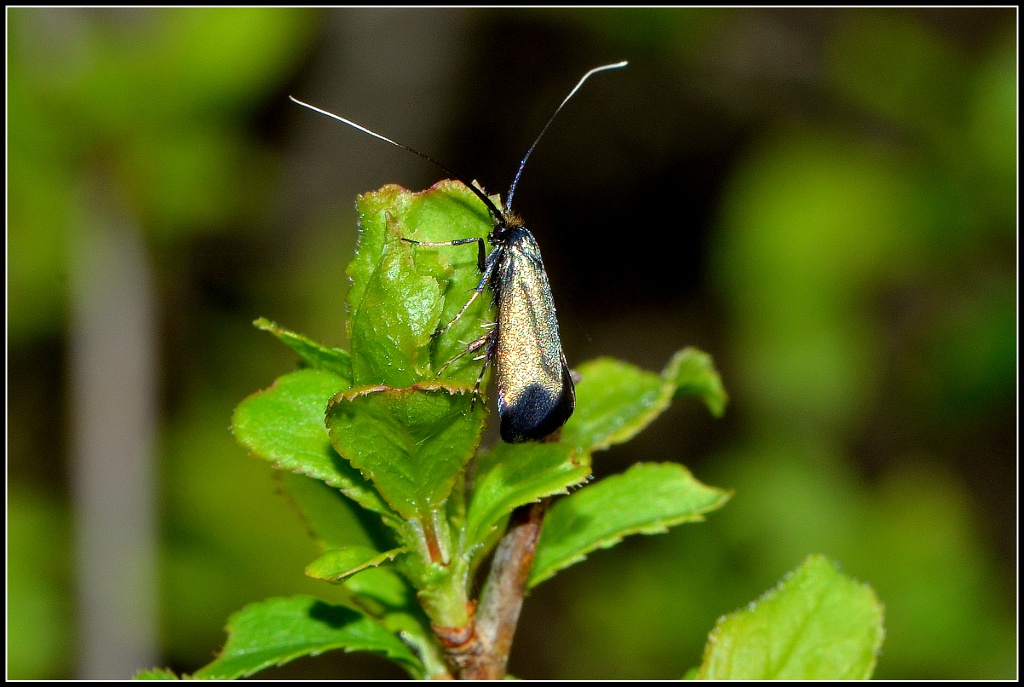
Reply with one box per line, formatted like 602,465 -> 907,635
489,223 -> 575,442
291,61 -> 626,442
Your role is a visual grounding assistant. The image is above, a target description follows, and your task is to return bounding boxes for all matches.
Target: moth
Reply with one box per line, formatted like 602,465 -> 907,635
291,61 -> 626,442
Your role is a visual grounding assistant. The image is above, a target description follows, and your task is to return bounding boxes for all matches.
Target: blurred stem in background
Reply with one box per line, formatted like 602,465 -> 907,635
69,172 -> 159,677
7,7 -> 323,677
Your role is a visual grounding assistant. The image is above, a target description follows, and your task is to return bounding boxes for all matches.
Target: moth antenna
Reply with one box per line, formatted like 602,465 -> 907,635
504,61 -> 627,214
289,95 -> 505,224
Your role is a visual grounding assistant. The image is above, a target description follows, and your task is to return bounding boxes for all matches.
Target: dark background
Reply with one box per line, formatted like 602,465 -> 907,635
8,8 -> 1016,679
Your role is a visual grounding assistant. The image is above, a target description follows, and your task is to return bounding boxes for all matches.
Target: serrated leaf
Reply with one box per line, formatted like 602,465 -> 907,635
133,667 -> 179,679
232,369 -> 397,524
350,214 -> 441,387
254,317 -> 352,382
326,382 -> 483,520
306,546 -> 406,584
464,441 -> 590,556
529,463 -> 730,587
562,358 -> 662,452
696,555 -> 884,680
193,595 -> 422,680
563,347 -> 727,453
347,182 -> 494,389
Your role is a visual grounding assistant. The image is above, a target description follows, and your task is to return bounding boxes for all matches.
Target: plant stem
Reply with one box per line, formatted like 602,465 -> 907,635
452,497 -> 552,679
433,500 -> 550,678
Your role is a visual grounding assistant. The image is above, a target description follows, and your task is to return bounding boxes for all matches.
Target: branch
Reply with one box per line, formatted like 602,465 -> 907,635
460,497 -> 550,679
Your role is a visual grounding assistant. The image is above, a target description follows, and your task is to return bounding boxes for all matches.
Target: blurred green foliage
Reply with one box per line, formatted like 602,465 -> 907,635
7,7 -> 1015,680
8,7 -> 326,678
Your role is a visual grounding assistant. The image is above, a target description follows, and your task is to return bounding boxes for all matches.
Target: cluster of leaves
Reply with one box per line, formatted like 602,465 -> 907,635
136,182 -> 882,680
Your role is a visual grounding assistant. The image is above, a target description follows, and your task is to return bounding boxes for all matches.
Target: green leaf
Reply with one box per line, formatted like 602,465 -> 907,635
347,182 -> 494,389
325,382 -> 483,521
671,347 -> 728,417
563,347 -> 727,453
280,486 -> 441,672
193,595 -> 422,680
528,463 -> 730,587
349,210 -> 441,388
306,546 -> 406,584
133,667 -> 179,679
345,567 -> 413,611
254,317 -> 352,383
344,568 -> 452,680
278,472 -> 394,553
695,555 -> 884,680
383,610 -> 450,680
232,368 -> 397,524
464,441 -> 590,556
562,358 -> 662,452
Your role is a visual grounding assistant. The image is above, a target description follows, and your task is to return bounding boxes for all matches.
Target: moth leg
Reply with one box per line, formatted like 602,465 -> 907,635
436,328 -> 495,410
402,236 -> 493,336
402,236 -> 487,271
434,259 -> 497,338
436,328 -> 492,376
469,330 -> 499,411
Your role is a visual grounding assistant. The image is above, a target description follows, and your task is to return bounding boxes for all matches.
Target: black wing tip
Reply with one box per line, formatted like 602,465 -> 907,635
498,372 -> 576,443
